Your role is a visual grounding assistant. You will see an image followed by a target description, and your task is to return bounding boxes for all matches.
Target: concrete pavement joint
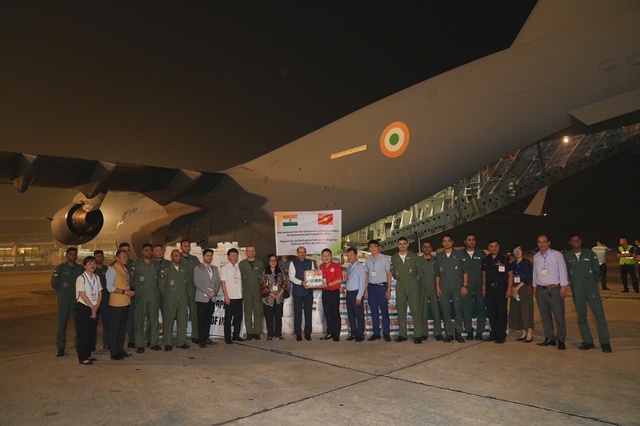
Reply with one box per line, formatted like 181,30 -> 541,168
213,376 -> 375,426
385,375 -> 621,425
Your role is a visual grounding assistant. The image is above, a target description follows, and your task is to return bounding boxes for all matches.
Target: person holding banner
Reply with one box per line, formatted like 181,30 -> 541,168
288,246 -> 316,341
260,254 -> 289,340
193,249 -> 221,348
319,248 -> 343,342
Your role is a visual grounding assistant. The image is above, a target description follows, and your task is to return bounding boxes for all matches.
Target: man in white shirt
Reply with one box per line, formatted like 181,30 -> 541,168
221,248 -> 243,344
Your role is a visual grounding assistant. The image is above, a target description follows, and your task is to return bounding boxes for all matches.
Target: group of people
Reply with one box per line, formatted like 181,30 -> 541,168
52,232 -> 634,365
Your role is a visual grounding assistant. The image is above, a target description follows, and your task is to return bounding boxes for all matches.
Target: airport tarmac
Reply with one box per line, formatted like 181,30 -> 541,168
0,266 -> 639,426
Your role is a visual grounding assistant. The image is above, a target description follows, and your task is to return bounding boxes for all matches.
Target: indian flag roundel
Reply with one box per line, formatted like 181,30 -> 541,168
380,121 -> 410,158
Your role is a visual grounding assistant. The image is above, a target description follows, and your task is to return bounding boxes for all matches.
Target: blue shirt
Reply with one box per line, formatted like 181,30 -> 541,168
364,254 -> 390,284
346,261 -> 366,300
512,258 -> 533,286
533,249 -> 569,287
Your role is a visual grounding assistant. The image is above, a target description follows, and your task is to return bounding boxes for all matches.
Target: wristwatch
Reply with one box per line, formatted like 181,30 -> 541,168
122,289 -> 125,295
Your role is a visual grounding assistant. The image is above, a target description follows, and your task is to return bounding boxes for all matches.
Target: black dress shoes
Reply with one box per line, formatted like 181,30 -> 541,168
435,335 -> 444,341
320,334 -> 333,340
466,333 -> 474,341
225,338 -> 233,344
422,335 -> 429,341
346,336 -> 356,341
578,342 -> 596,350
333,336 -> 340,342
199,343 -> 207,349
557,341 -> 566,350
355,337 -> 364,342
443,335 -> 453,342
602,344 -> 612,353
495,339 -> 505,344
136,347 -> 144,354
394,336 -> 407,342
414,337 -> 422,344
120,351 -> 132,358
537,338 -> 556,347
296,335 -> 302,341
383,334 -> 392,342
254,334 -> 261,340
127,342 -> 136,349
206,338 -> 215,345
177,344 -> 190,349
165,345 -> 173,351
304,334 -> 312,341
246,334 -> 254,341
110,354 -> 123,360
192,338 -> 200,344
56,349 -> 64,357
232,336 -> 245,342
486,335 -> 496,342
150,345 -> 162,351
367,335 -> 380,341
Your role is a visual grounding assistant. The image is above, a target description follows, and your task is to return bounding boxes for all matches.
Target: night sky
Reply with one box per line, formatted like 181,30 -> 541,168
1,2 -> 537,171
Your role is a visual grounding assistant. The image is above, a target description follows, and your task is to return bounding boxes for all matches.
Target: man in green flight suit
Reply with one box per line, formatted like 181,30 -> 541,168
51,247 -> 83,357
461,234 -> 487,341
131,243 -> 162,353
239,245 -> 265,340
564,233 -> 612,353
159,249 -> 191,351
417,241 -> 443,341
179,240 -> 201,344
435,235 -> 468,343
391,237 -> 424,344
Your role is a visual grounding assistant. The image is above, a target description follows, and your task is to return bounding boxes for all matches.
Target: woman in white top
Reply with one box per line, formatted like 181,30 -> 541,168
75,256 -> 102,365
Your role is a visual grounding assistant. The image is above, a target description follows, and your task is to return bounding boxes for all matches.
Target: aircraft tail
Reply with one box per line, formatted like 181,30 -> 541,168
523,186 -> 547,216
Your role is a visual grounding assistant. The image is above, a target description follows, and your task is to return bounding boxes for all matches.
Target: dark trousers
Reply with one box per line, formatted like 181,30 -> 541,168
224,298 -> 243,339
367,284 -> 390,336
599,264 -> 608,289
109,305 -> 129,357
485,283 -> 508,341
293,293 -> 313,336
322,289 -> 341,337
264,303 -> 284,337
619,264 -> 639,291
346,290 -> 365,339
197,300 -> 215,341
536,286 -> 566,341
75,303 -> 97,363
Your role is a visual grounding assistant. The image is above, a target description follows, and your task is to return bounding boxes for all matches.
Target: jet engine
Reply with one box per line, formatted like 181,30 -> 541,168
51,203 -> 104,245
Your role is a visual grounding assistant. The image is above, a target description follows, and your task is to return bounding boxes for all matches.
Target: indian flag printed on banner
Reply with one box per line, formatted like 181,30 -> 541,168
282,214 -> 298,226
380,121 -> 410,158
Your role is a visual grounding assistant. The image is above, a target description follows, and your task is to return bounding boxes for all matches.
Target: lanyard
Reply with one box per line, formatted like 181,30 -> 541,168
541,252 -> 549,265
514,261 -> 521,276
83,273 -> 96,294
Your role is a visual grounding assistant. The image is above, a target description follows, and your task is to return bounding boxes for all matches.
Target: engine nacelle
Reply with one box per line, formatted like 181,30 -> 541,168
51,203 -> 104,245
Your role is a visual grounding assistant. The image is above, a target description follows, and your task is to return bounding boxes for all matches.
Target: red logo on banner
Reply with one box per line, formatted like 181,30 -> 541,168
317,213 -> 333,225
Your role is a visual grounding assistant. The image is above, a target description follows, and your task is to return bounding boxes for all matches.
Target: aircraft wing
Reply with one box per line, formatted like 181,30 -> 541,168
0,151 -> 226,207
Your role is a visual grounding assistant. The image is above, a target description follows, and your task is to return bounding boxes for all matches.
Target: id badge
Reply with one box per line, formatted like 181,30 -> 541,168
541,268 -> 548,276
514,276 -> 521,283
498,265 -> 506,273
371,271 -> 377,277
271,285 -> 279,292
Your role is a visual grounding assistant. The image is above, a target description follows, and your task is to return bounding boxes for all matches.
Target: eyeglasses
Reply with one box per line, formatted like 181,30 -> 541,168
269,259 -> 277,262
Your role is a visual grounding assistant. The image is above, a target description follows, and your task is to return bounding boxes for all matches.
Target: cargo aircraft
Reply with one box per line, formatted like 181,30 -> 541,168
1,0 -> 639,256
